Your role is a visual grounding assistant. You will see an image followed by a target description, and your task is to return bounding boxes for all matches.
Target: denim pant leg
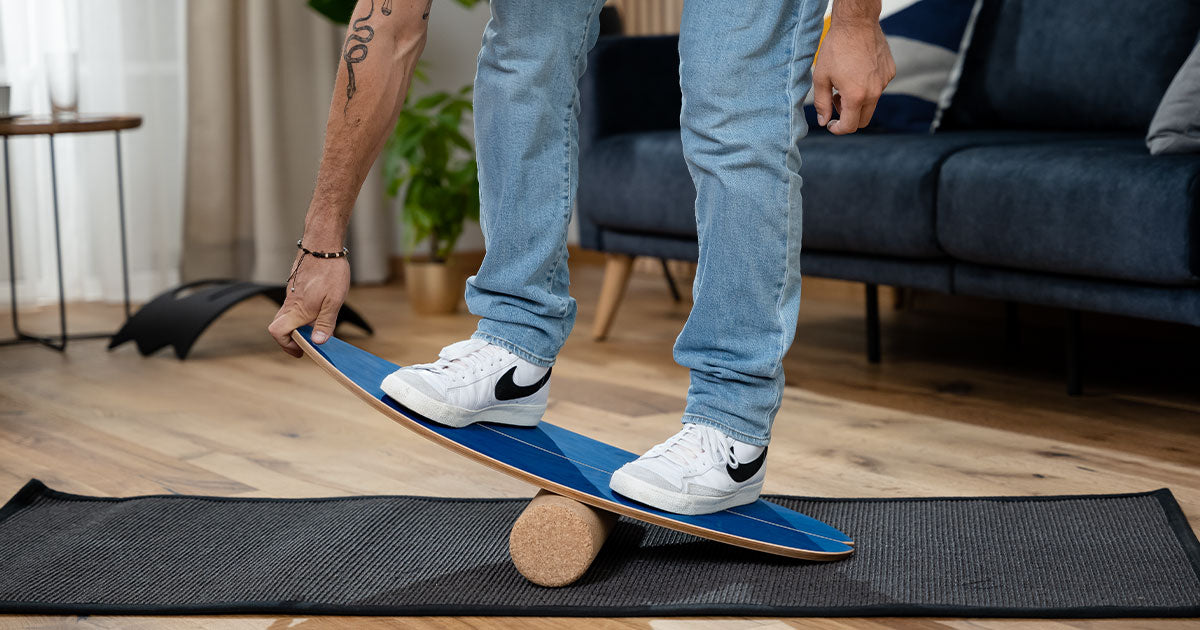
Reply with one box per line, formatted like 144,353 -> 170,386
465,0 -> 607,368
673,0 -> 827,446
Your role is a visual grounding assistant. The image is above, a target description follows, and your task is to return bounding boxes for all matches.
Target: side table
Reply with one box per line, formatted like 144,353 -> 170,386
1,114 -> 375,358
1,114 -> 141,350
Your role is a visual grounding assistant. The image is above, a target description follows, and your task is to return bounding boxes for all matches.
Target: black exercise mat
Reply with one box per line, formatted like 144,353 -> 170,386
2,479 -> 1198,617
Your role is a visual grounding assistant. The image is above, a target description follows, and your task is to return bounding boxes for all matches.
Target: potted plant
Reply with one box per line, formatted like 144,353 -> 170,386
309,0 -> 482,315
383,85 -> 479,314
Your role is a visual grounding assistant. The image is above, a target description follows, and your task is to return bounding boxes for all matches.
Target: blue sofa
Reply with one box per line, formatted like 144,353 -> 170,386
576,0 -> 1200,394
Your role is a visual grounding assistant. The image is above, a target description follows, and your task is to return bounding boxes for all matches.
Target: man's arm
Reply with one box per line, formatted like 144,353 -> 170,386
811,0 -> 896,135
269,0 -> 432,357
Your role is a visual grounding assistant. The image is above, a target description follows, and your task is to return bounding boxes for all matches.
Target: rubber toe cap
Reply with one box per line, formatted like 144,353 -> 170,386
612,461 -> 682,492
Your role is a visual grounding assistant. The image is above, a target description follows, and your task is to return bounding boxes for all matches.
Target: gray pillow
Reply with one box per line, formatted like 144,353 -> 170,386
1147,41 -> 1200,155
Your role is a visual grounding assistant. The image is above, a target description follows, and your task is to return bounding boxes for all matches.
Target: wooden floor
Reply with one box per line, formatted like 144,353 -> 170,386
2,262 -> 1199,629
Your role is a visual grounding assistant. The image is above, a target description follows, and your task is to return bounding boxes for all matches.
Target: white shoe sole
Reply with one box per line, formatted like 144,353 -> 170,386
608,468 -> 763,515
380,373 -> 544,428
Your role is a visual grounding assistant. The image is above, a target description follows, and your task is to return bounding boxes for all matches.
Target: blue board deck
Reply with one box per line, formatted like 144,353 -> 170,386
294,327 -> 854,560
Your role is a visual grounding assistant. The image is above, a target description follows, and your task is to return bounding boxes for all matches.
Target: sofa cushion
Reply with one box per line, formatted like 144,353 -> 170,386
579,130 -> 697,239
579,129 -> 1098,260
937,138 -> 1200,286
942,0 -> 1200,132
798,130 -> 1094,259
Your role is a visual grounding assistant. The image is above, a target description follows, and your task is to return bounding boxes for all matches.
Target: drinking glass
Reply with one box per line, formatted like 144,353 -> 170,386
46,52 -> 78,118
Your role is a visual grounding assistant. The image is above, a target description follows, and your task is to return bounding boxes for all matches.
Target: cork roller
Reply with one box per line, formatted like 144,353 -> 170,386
509,489 -> 618,587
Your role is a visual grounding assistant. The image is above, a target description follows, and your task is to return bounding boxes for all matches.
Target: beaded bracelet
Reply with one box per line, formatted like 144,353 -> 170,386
288,239 -> 349,291
296,239 -> 349,259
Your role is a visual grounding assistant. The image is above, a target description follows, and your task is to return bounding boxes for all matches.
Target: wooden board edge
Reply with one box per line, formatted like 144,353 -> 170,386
291,330 -> 854,561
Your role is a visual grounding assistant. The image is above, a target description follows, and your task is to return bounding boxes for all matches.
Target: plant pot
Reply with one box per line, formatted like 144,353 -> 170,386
404,260 -> 462,315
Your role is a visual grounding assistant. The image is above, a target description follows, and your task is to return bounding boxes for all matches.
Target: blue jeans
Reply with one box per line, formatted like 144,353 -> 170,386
465,0 -> 827,446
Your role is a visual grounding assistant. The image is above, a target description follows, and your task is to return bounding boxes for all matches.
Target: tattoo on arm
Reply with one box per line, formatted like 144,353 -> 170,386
342,0 -> 376,113
340,0 -> 426,113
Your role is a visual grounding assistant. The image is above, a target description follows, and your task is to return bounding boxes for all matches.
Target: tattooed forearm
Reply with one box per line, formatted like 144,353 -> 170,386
304,0 -> 431,259
342,0 -> 376,113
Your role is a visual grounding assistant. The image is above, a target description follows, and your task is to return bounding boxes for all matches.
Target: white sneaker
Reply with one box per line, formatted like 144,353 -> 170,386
380,338 -> 551,428
609,423 -> 767,515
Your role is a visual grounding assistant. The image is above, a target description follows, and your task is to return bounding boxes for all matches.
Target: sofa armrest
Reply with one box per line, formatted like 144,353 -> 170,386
580,35 -> 682,150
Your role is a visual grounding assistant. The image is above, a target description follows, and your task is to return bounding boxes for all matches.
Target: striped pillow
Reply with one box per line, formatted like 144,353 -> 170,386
805,0 -> 983,133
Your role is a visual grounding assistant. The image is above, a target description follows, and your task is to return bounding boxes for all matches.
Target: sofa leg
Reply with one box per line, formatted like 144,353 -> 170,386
1065,309 -> 1083,396
660,258 -> 681,303
866,283 -> 881,364
592,254 -> 635,341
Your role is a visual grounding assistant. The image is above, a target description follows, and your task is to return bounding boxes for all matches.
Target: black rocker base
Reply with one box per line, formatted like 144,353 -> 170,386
107,279 -> 373,360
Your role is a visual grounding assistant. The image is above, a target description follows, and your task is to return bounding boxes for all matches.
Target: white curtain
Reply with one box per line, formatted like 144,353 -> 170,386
0,0 -> 186,306
182,0 -> 392,286
181,0 -> 395,287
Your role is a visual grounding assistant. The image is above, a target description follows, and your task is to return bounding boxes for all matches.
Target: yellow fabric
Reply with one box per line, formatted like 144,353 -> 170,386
815,15 -> 832,60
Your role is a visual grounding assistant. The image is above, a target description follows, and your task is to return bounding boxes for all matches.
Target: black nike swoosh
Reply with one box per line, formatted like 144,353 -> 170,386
726,446 -> 767,483
494,366 -> 552,401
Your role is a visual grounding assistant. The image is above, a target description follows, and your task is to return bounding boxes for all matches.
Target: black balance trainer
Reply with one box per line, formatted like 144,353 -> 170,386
108,279 -> 373,359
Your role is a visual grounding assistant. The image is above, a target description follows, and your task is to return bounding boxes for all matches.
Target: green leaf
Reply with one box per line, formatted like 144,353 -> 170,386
435,110 -> 463,129
421,134 -> 450,173
390,129 -> 424,163
307,0 -> 357,24
446,132 -> 472,153
399,111 -> 432,129
438,101 -> 469,122
414,92 -> 450,110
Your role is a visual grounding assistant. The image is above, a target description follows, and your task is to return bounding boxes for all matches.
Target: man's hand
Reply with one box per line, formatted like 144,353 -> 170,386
267,253 -> 350,357
812,19 -> 896,135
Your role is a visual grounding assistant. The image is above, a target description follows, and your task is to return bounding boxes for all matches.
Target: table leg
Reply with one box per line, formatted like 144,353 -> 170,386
115,131 -> 130,320
47,134 -> 67,350
3,136 -> 21,343
0,135 -> 67,349
1,131 -> 132,350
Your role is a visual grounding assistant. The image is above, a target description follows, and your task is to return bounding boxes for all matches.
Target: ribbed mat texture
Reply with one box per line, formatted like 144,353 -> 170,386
1,479 -> 1198,617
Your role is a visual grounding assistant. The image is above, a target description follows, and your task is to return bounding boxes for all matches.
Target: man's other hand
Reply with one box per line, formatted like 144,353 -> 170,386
812,20 -> 896,135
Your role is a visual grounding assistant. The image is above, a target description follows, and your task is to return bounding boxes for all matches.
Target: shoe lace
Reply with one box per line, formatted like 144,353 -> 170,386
648,423 -> 737,469
411,339 -> 505,381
